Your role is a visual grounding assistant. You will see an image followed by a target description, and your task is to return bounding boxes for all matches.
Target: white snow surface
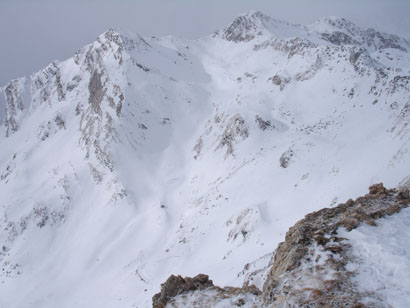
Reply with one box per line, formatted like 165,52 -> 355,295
340,207 -> 410,308
0,11 -> 409,308
167,289 -> 261,308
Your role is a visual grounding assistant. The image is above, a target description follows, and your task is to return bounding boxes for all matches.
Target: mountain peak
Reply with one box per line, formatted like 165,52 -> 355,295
240,9 -> 270,20
220,10 -> 297,42
220,10 -> 269,42
96,28 -> 151,52
312,16 -> 409,51
97,28 -> 124,47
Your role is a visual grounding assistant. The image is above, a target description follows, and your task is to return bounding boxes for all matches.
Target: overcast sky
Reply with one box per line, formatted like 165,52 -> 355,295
1,0 -> 409,86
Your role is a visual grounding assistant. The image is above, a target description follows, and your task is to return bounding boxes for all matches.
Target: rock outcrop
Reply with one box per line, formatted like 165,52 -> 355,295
152,274 -> 261,308
262,183 -> 409,307
153,183 -> 410,307
152,274 -> 214,308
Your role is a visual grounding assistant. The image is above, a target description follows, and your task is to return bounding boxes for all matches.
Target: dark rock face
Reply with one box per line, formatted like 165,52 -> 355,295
4,80 -> 24,137
270,75 -> 282,86
222,16 -> 258,42
47,62 -> 65,102
255,115 -> 273,131
318,17 -> 409,51
152,274 -> 214,308
217,114 -> 249,157
152,182 -> 410,307
321,31 -> 358,46
279,149 -> 294,168
88,70 -> 106,116
221,11 -> 268,42
364,28 -> 407,51
2,60 -> 66,138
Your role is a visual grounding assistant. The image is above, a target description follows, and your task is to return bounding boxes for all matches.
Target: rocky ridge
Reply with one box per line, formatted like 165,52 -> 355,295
1,10 -> 410,308
152,274 -> 261,308
153,182 -> 410,307
217,11 -> 410,52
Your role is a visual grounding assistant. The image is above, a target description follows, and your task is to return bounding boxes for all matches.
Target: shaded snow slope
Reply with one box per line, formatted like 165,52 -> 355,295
0,11 -> 410,308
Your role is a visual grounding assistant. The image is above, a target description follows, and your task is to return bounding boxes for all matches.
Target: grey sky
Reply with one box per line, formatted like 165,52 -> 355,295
1,0 -> 409,86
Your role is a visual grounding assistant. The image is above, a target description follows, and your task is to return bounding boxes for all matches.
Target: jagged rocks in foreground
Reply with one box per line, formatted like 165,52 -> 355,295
152,274 -> 261,308
153,183 -> 410,308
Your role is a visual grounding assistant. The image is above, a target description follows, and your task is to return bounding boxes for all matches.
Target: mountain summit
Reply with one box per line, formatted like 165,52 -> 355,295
1,11 -> 410,308
217,10 -> 410,52
218,10 -> 302,41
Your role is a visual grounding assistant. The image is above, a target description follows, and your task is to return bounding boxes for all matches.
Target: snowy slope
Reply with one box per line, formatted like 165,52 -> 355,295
340,207 -> 410,308
0,11 -> 410,308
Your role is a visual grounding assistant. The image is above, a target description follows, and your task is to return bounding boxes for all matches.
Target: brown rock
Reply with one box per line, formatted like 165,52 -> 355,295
368,183 -> 386,195
308,289 -> 323,300
397,188 -> 409,200
246,284 -> 262,295
365,219 -> 377,226
324,245 -> 343,254
345,199 -> 355,207
235,298 -> 246,306
385,204 -> 401,216
315,235 -> 330,246
340,217 -> 360,231
152,274 -> 213,308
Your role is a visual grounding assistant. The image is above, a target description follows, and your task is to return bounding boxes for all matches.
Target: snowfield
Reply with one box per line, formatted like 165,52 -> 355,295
340,207 -> 410,308
0,10 -> 409,308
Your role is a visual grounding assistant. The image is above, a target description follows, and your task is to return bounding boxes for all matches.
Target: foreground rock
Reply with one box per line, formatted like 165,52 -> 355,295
152,274 -> 213,308
153,183 -> 410,307
152,274 -> 261,308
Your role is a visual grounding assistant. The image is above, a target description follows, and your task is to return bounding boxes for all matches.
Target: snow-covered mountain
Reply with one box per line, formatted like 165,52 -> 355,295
0,11 -> 409,308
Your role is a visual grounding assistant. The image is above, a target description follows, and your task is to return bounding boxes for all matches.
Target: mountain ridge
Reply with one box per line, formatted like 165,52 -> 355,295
2,10 -> 410,89
0,11 -> 409,308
